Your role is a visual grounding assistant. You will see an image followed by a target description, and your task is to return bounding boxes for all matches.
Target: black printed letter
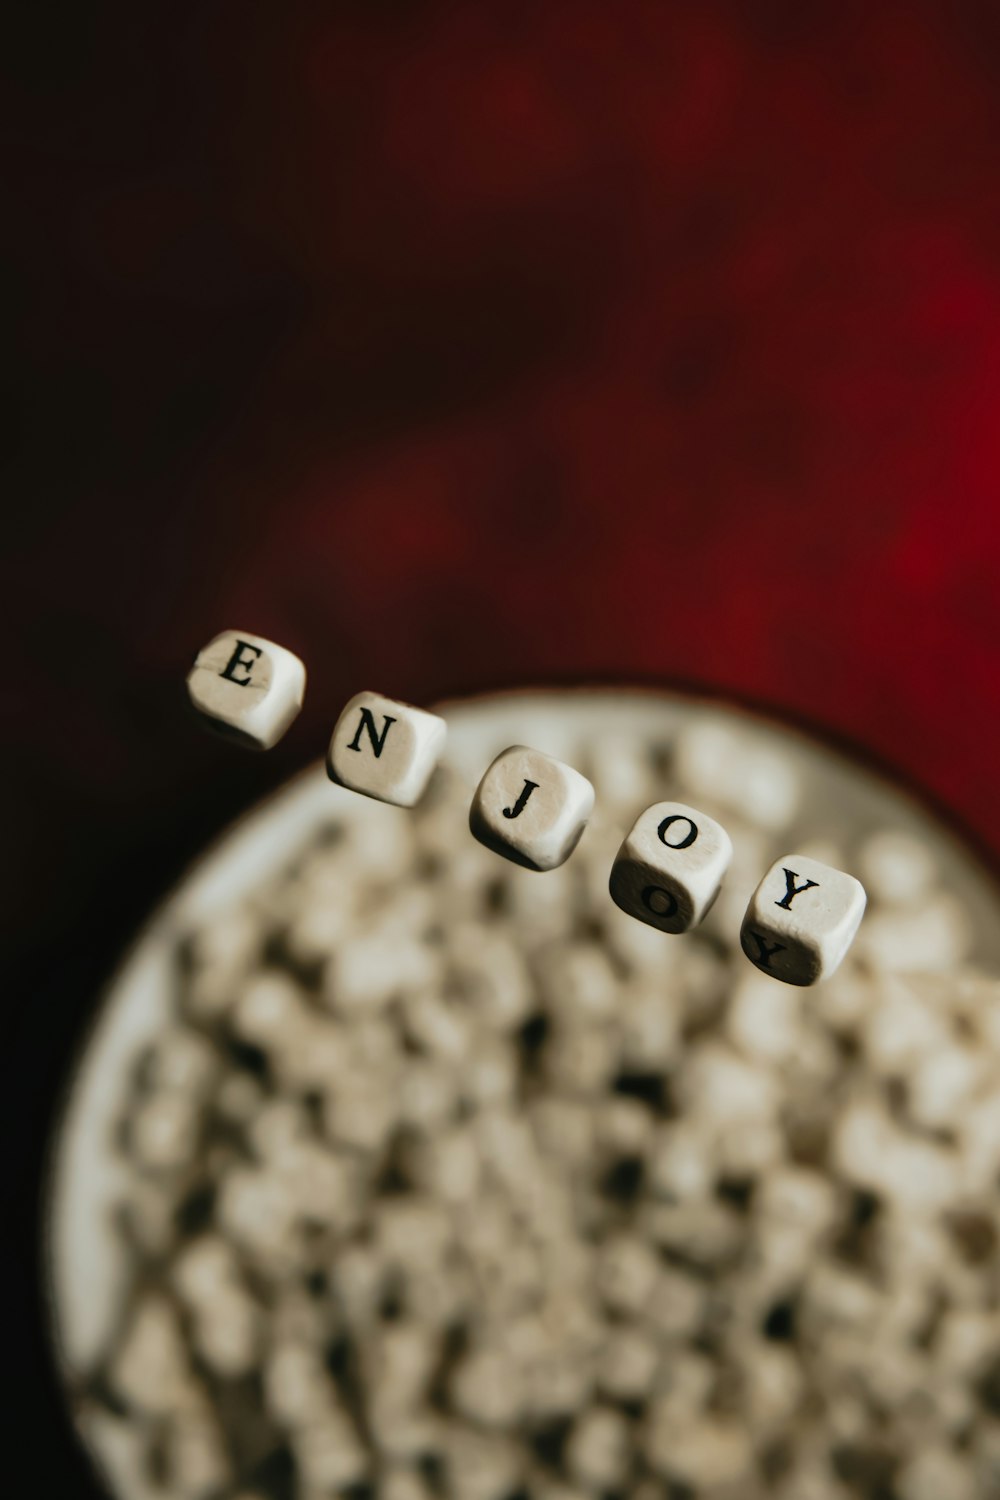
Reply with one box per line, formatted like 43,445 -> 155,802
348,707 -> 397,758
744,930 -> 786,968
502,779 -> 539,820
657,814 -> 698,850
775,867 -> 819,911
220,639 -> 263,686
642,885 -> 678,918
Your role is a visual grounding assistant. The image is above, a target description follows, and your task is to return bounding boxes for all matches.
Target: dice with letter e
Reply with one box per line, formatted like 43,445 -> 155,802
741,855 -> 867,985
186,630 -> 305,749
609,801 -> 732,934
327,691 -> 447,807
470,745 -> 595,871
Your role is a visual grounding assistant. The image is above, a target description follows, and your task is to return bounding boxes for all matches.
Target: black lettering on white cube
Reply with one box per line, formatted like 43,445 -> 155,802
186,630 -> 305,749
609,801 -> 732,934
327,691 -> 447,807
740,854 -> 867,985
469,745 -> 594,871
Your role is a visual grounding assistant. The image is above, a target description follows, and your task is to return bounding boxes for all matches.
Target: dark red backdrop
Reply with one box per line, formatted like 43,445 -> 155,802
9,1 -> 1000,959
9,0 -> 1000,1040
7,0 -> 1000,1479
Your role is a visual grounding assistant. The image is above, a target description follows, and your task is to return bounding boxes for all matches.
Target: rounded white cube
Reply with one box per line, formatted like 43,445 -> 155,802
609,800 -> 733,934
469,745 -> 594,871
740,853 -> 867,986
327,691 -> 447,808
186,630 -> 305,750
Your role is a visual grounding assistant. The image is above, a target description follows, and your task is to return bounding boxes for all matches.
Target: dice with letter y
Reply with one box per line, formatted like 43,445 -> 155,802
327,691 -> 447,807
470,745 -> 595,871
186,630 -> 305,749
741,854 -> 867,985
609,801 -> 732,933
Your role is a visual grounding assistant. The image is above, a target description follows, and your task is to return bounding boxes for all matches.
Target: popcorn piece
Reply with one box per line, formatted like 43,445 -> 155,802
674,719 -> 799,831
193,1287 -> 259,1378
144,1027 -> 219,1095
859,829 -> 936,908
130,1093 -> 200,1172
859,894 -> 970,973
898,1446 -> 978,1500
565,1406 -> 630,1491
645,1413 -> 754,1490
597,1325 -> 661,1403
168,1408 -> 231,1498
595,1234 -> 661,1315
451,1346 -> 523,1429
110,1294 -> 197,1417
263,1342 -> 335,1426
293,1411 -> 369,1489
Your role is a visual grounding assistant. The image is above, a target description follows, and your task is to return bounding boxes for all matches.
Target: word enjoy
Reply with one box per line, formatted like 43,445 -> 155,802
186,632 -> 867,985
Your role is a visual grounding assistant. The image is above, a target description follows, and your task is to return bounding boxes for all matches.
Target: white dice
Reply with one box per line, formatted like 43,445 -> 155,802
740,854 -> 867,985
470,745 -> 595,871
327,691 -> 447,807
186,630 -> 305,749
609,801 -> 732,934
186,654 -> 877,971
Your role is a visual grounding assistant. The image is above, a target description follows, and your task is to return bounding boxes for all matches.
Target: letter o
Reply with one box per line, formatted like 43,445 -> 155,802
641,885 -> 678,917
657,814 -> 698,850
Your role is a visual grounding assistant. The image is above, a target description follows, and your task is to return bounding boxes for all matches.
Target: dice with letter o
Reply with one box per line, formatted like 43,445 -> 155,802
609,801 -> 732,934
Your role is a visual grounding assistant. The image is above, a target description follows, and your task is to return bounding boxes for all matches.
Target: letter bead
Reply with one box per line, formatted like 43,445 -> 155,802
186,630 -> 305,749
740,854 -> 867,986
327,691 -> 447,807
609,801 -> 733,934
470,745 -> 595,871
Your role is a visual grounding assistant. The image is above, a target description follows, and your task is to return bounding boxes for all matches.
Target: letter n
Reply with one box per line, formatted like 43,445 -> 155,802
348,707 -> 397,758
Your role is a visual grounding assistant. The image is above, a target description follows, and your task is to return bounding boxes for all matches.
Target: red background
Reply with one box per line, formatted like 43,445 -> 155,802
9,1 -> 1000,965
7,0 -> 1000,1480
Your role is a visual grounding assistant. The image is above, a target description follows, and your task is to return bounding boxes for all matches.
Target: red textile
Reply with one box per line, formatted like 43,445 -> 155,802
6,0 -> 1000,957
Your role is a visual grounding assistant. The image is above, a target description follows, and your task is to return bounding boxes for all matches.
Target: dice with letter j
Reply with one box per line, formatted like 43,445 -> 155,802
470,745 -> 595,871
609,801 -> 732,933
741,854 -> 867,985
186,630 -> 305,749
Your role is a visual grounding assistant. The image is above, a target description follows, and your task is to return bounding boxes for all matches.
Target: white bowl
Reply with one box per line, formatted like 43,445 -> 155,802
44,688 -> 1000,1500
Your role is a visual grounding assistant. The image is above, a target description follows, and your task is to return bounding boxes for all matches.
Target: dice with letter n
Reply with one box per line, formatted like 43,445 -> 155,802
186,630 -> 305,749
741,854 -> 867,985
327,691 -> 447,807
609,801 -> 732,933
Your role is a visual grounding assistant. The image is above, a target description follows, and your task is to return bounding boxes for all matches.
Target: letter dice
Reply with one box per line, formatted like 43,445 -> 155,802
609,801 -> 732,934
186,630 -> 305,749
327,691 -> 447,807
470,745 -> 595,871
741,854 -> 867,986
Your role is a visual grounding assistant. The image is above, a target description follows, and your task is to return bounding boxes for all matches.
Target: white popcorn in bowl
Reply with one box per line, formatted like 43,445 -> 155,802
44,690 -> 1000,1500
